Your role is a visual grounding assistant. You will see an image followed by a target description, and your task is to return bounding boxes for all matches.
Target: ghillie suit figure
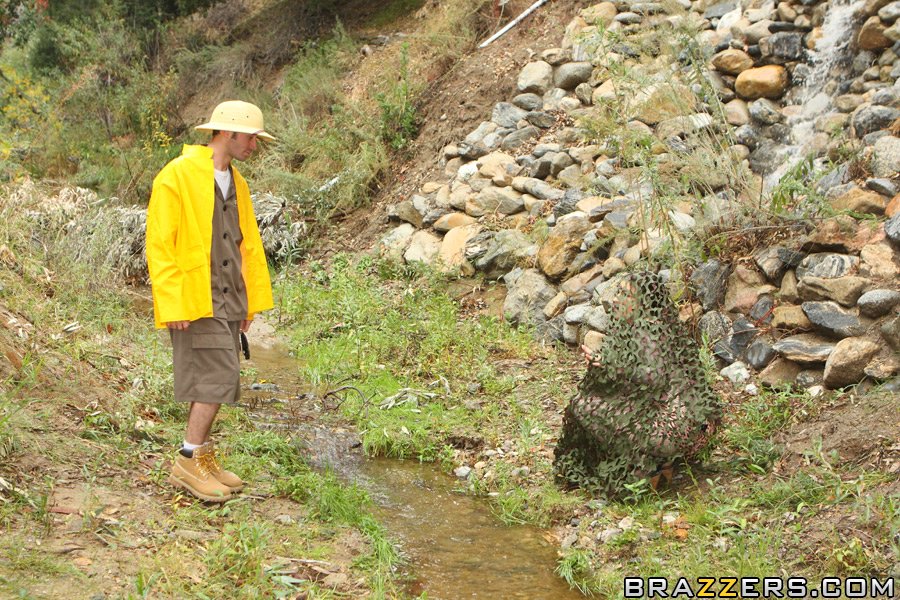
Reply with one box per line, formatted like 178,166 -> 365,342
554,271 -> 720,496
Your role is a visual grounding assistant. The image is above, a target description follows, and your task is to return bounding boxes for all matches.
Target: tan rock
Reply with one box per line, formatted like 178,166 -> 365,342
434,212 -> 477,232
711,49 -> 755,75
538,216 -> 593,280
582,330 -> 605,353
829,188 -> 887,215
771,305 -> 813,330
477,151 -> 517,180
735,65 -> 789,100
724,264 -> 777,313
823,338 -> 881,388
422,181 -> 443,194
437,224 -> 482,273
797,275 -> 870,306
592,79 -> 617,104
560,264 -> 604,295
581,2 -> 618,26
860,241 -> 900,280
858,16 -> 893,50
887,194 -> 900,218
404,230 -> 442,265
759,357 -> 802,387
724,99 -> 751,125
543,291 -> 569,319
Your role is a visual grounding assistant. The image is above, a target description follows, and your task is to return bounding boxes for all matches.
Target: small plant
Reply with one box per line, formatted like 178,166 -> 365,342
376,44 -> 419,151
556,549 -> 595,596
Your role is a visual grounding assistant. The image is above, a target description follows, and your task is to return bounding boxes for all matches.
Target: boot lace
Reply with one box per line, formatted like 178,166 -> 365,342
200,447 -> 223,475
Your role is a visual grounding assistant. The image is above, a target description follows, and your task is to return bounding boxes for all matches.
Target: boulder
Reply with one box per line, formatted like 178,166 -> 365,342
500,126 -> 541,152
537,215 -> 593,280
504,268 -> 557,325
802,301 -> 867,338
851,104 -> 900,137
823,338 -> 881,388
723,263 -> 776,313
711,48 -> 755,75
511,177 -> 566,200
858,16 -> 893,50
691,259 -> 731,311
772,333 -> 836,363
492,103 -> 529,128
434,212 -> 477,232
378,224 -> 416,260
858,288 -> 900,317
797,275 -> 870,306
829,188 -> 887,215
771,305 -> 813,330
404,230 -> 442,265
554,62 -> 594,90
796,253 -> 859,278
872,135 -> 900,177
759,357 -> 803,387
475,229 -> 538,280
438,224 -> 482,274
860,241 -> 900,279
517,61 -> 554,95
467,186 -> 525,217
735,65 -> 789,99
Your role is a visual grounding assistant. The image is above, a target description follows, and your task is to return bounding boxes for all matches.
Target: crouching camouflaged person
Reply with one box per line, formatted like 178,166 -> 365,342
146,100 -> 274,502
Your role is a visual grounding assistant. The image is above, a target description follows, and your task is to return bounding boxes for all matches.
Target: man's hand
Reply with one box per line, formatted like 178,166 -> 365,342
166,320 -> 191,330
581,344 -> 601,368
240,319 -> 253,333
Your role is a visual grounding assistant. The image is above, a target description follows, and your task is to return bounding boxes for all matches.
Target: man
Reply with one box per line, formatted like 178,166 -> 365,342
146,100 -> 274,502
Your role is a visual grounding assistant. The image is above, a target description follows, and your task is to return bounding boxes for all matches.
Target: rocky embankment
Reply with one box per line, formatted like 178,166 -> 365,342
378,0 -> 900,391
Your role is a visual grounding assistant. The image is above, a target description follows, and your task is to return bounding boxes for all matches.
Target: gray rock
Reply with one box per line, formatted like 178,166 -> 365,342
802,301 -> 867,337
575,82 -> 593,105
511,176 -> 566,200
872,86 -> 900,105
749,139 -> 784,174
879,1 -> 900,22
750,295 -> 775,324
753,246 -> 791,282
691,259 -> 731,311
500,126 -> 541,151
554,188 -> 582,217
564,303 -> 592,324
746,338 -> 778,370
475,230 -> 537,280
721,361 -> 752,385
503,268 -> 557,325
698,310 -> 732,342
872,135 -> 900,178
526,111 -> 556,129
615,11 -> 643,23
772,333 -> 836,363
454,466 -> 472,478
492,103 -> 529,128
730,317 -> 759,358
851,104 -> 900,137
796,253 -> 859,279
458,141 -> 489,160
551,153 -> 576,176
858,289 -> 900,317
554,62 -> 594,90
532,142 -> 561,157
513,93 -> 544,111
704,0 -> 738,19
749,99 -> 784,124
764,31 -> 805,59
517,61 -> 554,95
469,186 -> 525,216
887,213 -> 900,244
585,306 -> 611,332
882,315 -> 900,349
865,177 -> 898,196
530,157 -> 552,179
816,164 -> 850,192
535,314 -> 566,343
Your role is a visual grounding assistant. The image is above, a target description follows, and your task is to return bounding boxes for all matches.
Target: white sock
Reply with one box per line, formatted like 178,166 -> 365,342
182,441 -> 202,452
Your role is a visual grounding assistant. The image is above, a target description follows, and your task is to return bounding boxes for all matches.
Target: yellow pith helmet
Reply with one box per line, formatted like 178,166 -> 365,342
195,100 -> 275,141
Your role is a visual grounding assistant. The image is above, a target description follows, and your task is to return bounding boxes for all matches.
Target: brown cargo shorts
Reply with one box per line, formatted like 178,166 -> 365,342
169,317 -> 242,404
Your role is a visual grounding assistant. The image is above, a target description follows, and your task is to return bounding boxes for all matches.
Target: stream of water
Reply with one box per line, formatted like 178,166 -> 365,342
244,343 -> 584,599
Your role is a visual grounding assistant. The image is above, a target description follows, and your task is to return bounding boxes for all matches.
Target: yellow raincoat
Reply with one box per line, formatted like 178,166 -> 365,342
146,144 -> 273,328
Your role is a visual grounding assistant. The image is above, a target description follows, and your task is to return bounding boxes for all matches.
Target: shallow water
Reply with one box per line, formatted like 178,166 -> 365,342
244,343 -> 584,599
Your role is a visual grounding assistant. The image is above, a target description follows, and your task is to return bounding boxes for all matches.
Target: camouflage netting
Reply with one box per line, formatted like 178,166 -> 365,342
554,270 -> 721,496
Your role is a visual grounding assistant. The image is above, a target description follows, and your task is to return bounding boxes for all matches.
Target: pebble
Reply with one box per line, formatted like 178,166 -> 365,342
454,466 -> 472,478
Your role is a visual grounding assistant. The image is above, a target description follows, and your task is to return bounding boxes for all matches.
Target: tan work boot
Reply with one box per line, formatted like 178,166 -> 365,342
197,442 -> 244,492
168,451 -> 233,502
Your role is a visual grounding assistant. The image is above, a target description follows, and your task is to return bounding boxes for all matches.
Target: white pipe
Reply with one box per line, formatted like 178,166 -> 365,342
478,0 -> 551,49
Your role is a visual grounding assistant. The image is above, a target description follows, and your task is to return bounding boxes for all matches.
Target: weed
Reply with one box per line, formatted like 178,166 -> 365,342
556,548 -> 596,596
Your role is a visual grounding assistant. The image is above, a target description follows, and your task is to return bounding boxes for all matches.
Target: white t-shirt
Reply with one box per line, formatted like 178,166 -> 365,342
214,168 -> 233,199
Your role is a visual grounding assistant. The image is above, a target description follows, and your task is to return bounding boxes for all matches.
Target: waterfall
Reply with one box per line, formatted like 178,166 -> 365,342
763,0 -> 867,192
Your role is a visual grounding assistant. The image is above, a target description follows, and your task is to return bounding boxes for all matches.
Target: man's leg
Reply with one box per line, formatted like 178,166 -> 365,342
185,401 -> 220,445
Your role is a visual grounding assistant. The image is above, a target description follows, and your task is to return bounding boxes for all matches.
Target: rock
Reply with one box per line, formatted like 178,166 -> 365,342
526,111 -> 556,129
865,353 -> 900,379
746,338 -> 778,370
543,291 -> 568,319
698,310 -> 732,342
858,16 -> 893,50
575,82 -> 593,105
503,268 -> 557,325
829,188 -> 887,215
467,186 -> 525,217
759,357 -> 803,386
517,61 -> 554,95
796,253 -> 859,279
772,305 -> 813,330
378,224 -> 416,260
724,264 -> 776,313
478,151 -> 518,180
721,361 -> 752,385
404,231 -> 442,265
434,212 -> 477,232
511,177 -> 565,201
712,48 -> 755,75
860,241 -> 900,279
858,289 -> 900,317
492,103 -> 529,128
388,199 -> 425,228
705,0 -> 738,19
454,466 -> 472,478
475,230 -> 537,280
554,62 -> 593,90
873,137 -> 900,182
797,275 -> 870,306
656,113 -> 714,140
538,216 -> 593,280
582,2 -> 618,25
753,246 -> 800,283
889,195 -> 900,218
724,99 -> 751,125
513,93 -> 544,111
750,294 -> 775,323
438,224 -> 482,274
749,99 -> 784,124
772,333 -> 836,363
500,126 -> 541,151
735,65 -> 789,99
879,1 -> 900,21
851,104 -> 900,137
823,338 -> 881,388
802,301 -> 867,337
691,259 -> 731,311
780,270 -> 800,303
887,213 -> 900,243
762,31 -> 805,59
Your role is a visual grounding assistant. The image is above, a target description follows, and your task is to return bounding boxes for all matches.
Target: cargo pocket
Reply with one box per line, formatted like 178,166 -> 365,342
189,328 -> 240,402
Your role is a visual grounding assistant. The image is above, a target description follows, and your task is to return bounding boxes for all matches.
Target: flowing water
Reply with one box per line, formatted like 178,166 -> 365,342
244,343 -> 584,600
763,0 -> 867,191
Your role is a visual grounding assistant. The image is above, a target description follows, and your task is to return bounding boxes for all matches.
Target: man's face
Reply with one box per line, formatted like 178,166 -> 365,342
227,132 -> 258,161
